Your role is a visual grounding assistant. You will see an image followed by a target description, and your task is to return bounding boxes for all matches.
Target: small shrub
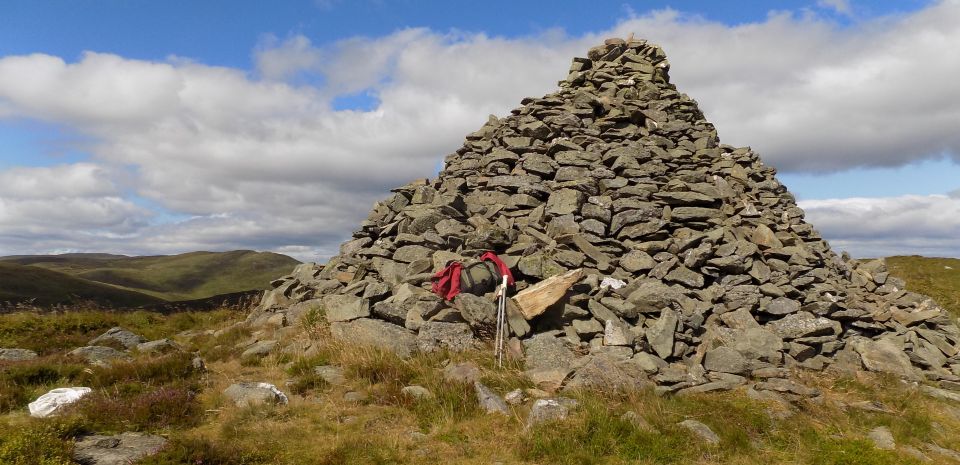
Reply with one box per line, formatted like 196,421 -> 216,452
0,420 -> 76,465
68,385 -> 202,431
313,437 -> 408,465
79,352 -> 200,388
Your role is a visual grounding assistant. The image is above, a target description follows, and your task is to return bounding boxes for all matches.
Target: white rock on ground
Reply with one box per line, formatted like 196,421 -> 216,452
28,387 -> 93,418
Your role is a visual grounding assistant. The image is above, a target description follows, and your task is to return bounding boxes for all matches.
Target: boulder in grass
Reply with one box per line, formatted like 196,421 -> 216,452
74,432 -> 167,465
89,327 -> 146,350
0,348 -> 38,361
223,382 -> 288,407
68,346 -> 131,364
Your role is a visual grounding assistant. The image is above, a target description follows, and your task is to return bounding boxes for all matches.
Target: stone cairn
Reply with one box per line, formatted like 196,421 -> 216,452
249,38 -> 960,397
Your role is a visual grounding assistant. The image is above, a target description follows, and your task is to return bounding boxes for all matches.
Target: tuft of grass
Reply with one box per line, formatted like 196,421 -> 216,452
522,395 -> 693,465
312,436 -> 409,465
138,436 -> 269,465
807,436 -> 918,465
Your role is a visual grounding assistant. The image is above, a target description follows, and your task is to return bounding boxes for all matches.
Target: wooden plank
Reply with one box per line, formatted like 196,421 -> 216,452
511,268 -> 585,320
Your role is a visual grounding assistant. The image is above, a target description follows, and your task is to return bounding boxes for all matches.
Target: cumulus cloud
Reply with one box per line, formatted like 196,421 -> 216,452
0,1 -> 959,260
801,194 -> 960,257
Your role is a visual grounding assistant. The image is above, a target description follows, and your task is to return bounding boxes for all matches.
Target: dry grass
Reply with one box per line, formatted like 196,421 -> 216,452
3,309 -> 960,464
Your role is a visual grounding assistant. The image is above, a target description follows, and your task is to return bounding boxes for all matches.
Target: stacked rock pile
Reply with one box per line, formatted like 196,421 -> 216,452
249,38 -> 960,395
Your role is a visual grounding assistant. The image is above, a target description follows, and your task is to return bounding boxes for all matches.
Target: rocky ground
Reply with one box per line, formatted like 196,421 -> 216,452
3,308 -> 960,464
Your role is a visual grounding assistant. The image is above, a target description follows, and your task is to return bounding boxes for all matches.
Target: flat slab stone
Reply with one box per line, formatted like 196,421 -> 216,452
852,338 -> 920,380
330,318 -> 417,358
68,346 -> 131,364
0,348 -> 38,361
74,432 -> 167,465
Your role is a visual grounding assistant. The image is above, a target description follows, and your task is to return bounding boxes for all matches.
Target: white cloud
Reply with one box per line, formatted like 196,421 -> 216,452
254,35 -> 324,81
0,1 -> 959,260
801,194 -> 960,257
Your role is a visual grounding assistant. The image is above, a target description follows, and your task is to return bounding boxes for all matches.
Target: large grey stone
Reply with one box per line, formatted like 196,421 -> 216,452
313,365 -> 347,385
703,346 -> 750,375
678,419 -> 720,444
443,362 -> 481,385
330,318 -> 418,358
522,334 -> 577,372
455,293 -> 497,332
620,250 -> 656,272
474,382 -> 510,415
646,309 -> 679,359
89,327 -> 145,349
68,346 -> 131,364
241,340 -> 278,358
322,294 -> 370,322
401,385 -> 434,400
526,398 -> 578,428
851,338 -> 919,380
416,321 -> 478,353
767,312 -> 840,339
223,382 -> 288,407
546,189 -> 585,216
0,348 -> 38,361
627,281 -> 683,313
136,339 -> 182,354
74,432 -> 167,465
762,297 -> 801,316
564,354 -> 650,392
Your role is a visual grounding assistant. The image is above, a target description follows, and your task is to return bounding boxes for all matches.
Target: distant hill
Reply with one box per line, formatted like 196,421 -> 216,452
0,262 -> 161,307
0,250 -> 300,306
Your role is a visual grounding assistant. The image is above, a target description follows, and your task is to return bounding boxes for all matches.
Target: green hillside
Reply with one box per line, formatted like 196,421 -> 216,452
0,262 -> 161,307
0,250 -> 300,303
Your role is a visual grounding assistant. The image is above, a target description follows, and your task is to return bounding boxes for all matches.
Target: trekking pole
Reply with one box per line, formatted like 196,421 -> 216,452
495,275 -> 508,368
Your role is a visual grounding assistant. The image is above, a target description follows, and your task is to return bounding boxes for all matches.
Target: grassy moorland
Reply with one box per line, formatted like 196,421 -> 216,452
0,307 -> 956,465
0,250 -> 299,305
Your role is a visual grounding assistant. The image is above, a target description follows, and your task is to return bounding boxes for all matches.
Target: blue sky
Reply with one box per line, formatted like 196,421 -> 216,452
0,0 -> 958,259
